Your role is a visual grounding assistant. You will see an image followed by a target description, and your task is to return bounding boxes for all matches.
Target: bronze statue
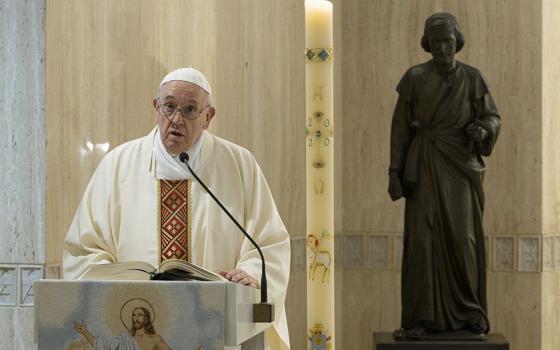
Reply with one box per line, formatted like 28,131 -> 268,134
389,13 -> 501,339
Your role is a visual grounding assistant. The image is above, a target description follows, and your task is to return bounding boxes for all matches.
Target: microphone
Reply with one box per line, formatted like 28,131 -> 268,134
179,152 -> 274,323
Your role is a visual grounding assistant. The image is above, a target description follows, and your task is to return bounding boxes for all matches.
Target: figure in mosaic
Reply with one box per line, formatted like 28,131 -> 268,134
73,305 -> 171,349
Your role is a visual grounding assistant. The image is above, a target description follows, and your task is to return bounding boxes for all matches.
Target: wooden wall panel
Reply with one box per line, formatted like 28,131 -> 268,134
212,0 -> 307,238
542,0 -> 560,234
542,272 -> 560,350
541,1 -> 560,349
341,0 -> 542,235
339,1 -> 544,350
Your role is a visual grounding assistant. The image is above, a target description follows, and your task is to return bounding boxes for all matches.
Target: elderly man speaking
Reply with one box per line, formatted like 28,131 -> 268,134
63,68 -> 291,349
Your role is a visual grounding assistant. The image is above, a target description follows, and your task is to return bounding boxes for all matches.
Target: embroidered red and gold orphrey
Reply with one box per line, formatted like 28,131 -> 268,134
160,180 -> 189,261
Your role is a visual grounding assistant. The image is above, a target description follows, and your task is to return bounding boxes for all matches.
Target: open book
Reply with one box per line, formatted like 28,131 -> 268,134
82,259 -> 227,282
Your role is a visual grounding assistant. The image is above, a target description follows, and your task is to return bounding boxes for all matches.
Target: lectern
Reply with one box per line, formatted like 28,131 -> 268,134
34,280 -> 270,349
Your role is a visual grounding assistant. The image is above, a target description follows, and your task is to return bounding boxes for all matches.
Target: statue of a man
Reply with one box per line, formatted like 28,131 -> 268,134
388,13 -> 501,338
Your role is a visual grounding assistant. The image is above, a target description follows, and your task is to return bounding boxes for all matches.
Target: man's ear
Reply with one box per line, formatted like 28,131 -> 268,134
203,107 -> 216,129
152,98 -> 158,110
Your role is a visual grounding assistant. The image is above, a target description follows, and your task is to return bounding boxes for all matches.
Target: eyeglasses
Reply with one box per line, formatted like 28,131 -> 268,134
157,101 -> 209,120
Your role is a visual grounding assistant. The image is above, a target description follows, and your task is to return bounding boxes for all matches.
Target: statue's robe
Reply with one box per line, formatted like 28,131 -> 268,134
390,60 -> 500,332
63,127 -> 290,349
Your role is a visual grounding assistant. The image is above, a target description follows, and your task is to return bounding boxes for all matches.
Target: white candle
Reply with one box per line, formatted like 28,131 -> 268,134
305,0 -> 335,349
305,0 -> 333,47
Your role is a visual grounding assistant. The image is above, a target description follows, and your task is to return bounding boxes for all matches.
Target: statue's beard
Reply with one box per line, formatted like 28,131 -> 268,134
133,321 -> 144,330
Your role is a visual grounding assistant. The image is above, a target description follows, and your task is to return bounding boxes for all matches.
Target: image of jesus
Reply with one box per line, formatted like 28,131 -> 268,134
74,307 -> 172,350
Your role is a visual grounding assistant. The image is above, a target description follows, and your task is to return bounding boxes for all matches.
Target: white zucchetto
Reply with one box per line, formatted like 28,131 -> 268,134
159,67 -> 212,95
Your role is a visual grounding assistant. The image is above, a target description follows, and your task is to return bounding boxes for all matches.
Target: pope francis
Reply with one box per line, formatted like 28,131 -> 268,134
63,68 -> 291,349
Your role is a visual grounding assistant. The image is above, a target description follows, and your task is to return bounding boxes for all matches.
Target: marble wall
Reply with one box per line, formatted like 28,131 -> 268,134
0,1 -> 46,349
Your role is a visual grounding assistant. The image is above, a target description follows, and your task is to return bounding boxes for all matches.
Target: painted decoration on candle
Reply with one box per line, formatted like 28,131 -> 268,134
305,48 -> 334,63
312,160 -> 326,168
308,323 -> 332,350
307,231 -> 333,283
313,87 -> 324,101
306,107 -> 333,152
314,180 -> 324,194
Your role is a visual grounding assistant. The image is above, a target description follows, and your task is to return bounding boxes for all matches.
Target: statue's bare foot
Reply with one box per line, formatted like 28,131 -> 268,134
405,326 -> 428,338
393,326 -> 429,340
467,317 -> 488,334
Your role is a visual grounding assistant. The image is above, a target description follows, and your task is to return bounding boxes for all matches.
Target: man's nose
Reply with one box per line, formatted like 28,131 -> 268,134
169,110 -> 185,124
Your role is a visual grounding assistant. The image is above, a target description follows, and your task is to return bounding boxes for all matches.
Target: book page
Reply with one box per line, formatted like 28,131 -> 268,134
158,259 -> 227,281
82,261 -> 156,280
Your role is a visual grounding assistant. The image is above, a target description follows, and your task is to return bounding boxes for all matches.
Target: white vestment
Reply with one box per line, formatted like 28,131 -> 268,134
63,127 -> 291,349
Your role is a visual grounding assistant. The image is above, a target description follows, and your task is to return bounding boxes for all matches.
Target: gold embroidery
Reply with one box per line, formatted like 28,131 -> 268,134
187,180 -> 192,263
157,180 -> 162,264
160,180 -> 190,262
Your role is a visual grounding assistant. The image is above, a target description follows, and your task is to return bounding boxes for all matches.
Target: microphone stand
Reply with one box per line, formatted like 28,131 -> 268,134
179,152 -> 274,323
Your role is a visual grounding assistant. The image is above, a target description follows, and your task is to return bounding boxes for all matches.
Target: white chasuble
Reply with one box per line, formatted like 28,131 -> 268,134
63,127 -> 291,349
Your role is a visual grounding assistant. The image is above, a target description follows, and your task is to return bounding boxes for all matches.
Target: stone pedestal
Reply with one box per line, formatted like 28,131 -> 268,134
373,332 -> 509,350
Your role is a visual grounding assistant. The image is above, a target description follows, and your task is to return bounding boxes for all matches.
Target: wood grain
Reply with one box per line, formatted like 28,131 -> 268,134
541,2 -> 560,349
339,1 -> 547,350
341,0 -> 542,234
45,0 -> 214,263
542,0 -> 560,235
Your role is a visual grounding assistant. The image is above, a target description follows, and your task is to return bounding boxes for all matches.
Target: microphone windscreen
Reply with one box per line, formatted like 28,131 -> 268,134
179,152 -> 189,163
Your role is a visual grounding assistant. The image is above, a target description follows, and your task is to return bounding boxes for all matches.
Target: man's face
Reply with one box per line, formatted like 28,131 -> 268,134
153,80 -> 215,155
428,25 -> 456,67
132,308 -> 146,330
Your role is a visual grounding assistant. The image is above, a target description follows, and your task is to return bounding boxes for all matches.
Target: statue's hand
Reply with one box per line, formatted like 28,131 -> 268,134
467,123 -> 488,141
388,173 -> 403,201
